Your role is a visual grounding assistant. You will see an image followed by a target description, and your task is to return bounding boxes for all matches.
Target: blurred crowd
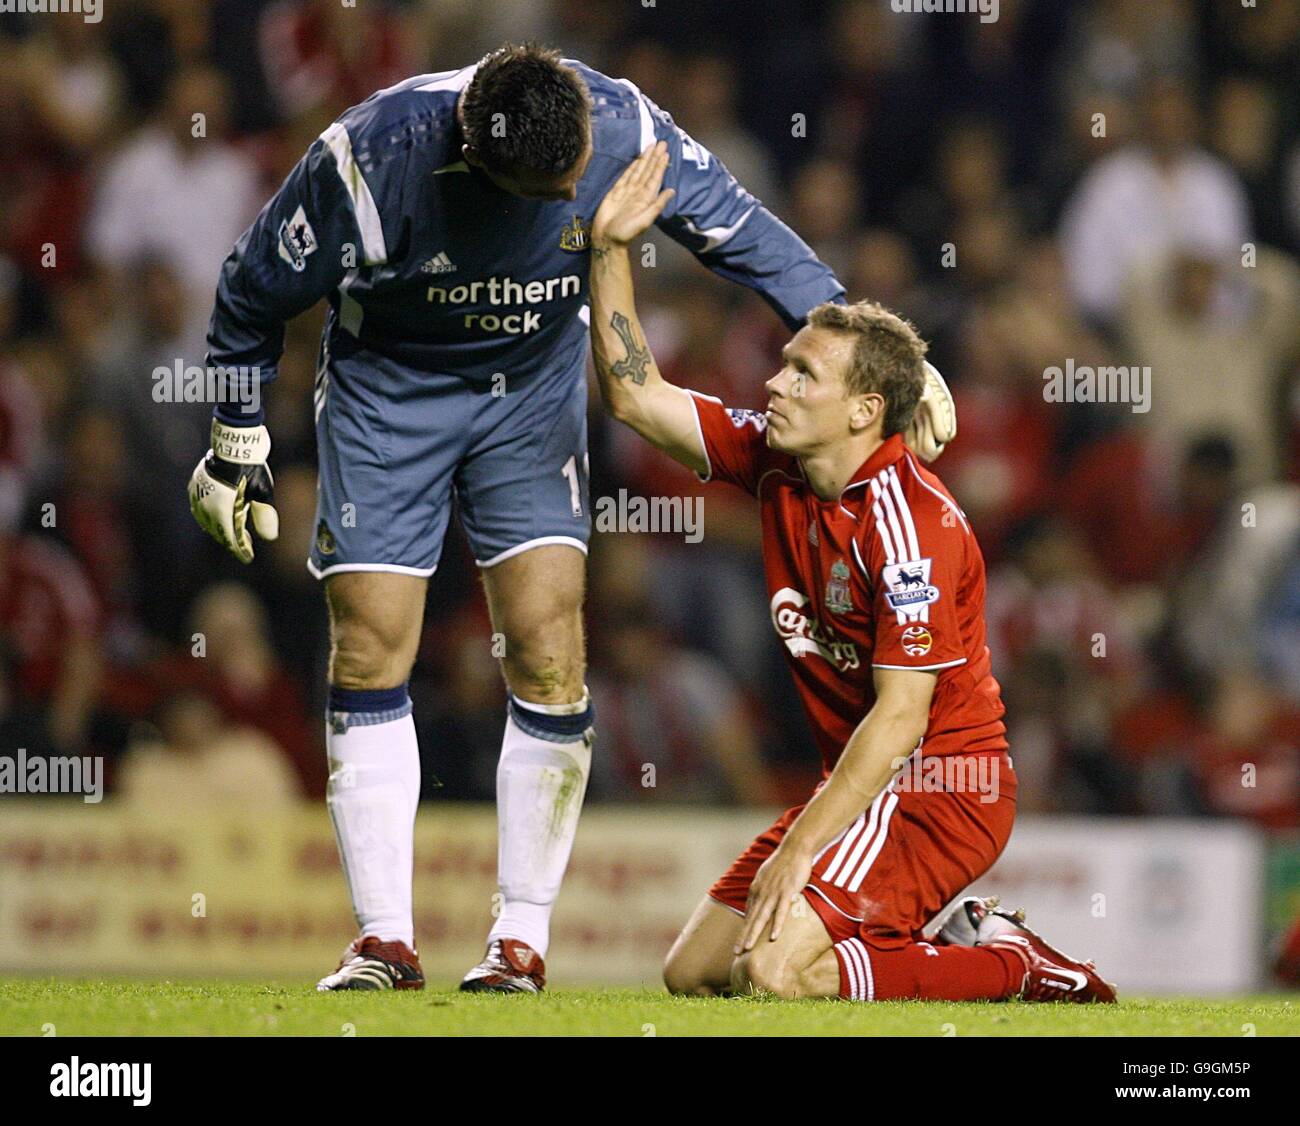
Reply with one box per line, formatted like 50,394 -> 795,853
1,0 -> 1298,829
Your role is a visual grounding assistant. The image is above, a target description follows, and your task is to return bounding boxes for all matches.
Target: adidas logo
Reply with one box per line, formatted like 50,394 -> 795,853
420,251 -> 457,275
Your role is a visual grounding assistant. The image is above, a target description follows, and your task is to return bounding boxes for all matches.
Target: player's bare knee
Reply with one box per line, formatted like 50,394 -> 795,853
735,946 -> 802,1000
666,978 -> 721,997
330,619 -> 413,689
662,968 -> 694,996
499,619 -> 586,703
506,653 -> 583,704
662,949 -> 704,996
730,952 -> 768,996
663,969 -> 722,998
325,574 -> 424,689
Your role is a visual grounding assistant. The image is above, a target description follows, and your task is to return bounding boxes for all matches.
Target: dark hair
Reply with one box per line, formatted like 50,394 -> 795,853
460,43 -> 592,177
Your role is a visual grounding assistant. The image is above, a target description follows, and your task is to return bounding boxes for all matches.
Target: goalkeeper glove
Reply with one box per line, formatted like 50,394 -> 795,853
188,419 -> 279,564
905,361 -> 957,463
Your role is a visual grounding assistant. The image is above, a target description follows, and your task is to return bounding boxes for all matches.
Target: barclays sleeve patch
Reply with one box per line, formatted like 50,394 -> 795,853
882,558 -> 940,611
277,205 -> 318,272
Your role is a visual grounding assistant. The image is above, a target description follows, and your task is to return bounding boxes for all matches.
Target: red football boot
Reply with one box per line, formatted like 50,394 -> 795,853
459,938 -> 546,994
979,913 -> 1117,1003
316,935 -> 425,991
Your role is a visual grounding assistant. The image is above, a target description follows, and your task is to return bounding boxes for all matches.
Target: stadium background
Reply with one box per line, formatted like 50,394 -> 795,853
0,0 -> 1297,993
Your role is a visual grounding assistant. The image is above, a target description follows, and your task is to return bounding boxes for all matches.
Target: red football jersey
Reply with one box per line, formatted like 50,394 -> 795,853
690,392 -> 1008,776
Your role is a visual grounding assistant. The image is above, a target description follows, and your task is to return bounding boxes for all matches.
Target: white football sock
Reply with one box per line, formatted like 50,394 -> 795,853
325,705 -> 420,949
487,693 -> 594,959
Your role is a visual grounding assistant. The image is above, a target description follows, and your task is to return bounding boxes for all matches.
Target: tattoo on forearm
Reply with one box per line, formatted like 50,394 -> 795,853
609,310 -> 651,385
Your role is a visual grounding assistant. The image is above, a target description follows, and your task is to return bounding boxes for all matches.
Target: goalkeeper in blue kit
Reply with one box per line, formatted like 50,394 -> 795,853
188,43 -> 954,991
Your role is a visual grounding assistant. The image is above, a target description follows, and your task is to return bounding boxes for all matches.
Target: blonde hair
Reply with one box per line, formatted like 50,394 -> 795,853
807,301 -> 928,436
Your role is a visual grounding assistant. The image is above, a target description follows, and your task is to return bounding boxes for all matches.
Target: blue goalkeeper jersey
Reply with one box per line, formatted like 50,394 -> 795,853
207,58 -> 845,424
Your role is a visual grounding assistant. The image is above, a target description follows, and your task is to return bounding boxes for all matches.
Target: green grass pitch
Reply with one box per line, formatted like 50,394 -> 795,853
0,979 -> 1295,1036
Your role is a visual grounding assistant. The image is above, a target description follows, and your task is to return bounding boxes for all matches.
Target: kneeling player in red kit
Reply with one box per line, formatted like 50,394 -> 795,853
587,144 -> 1116,1003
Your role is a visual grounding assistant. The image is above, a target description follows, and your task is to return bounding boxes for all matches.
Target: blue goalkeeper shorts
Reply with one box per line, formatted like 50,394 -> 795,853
308,334 -> 591,578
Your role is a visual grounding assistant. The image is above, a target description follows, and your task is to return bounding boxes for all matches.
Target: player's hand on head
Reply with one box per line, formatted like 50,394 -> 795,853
592,140 -> 675,248
187,420 -> 279,564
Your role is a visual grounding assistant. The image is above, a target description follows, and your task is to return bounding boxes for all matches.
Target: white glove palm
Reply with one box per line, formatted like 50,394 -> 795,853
905,361 -> 957,462
188,420 -> 279,564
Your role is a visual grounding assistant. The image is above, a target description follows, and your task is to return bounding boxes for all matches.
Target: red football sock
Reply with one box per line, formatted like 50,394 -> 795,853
834,937 -> 1024,1001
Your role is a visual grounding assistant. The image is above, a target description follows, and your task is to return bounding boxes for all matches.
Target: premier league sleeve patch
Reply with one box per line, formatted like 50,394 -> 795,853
882,558 -> 941,612
277,205 -> 318,272
727,408 -> 767,431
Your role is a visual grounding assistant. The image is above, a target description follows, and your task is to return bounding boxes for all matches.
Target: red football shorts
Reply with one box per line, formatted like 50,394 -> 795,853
708,750 -> 1017,947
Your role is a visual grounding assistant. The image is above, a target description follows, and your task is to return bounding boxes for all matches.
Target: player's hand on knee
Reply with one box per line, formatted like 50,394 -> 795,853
188,420 -> 279,564
592,140 -> 675,248
905,361 -> 957,463
736,845 -> 813,955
